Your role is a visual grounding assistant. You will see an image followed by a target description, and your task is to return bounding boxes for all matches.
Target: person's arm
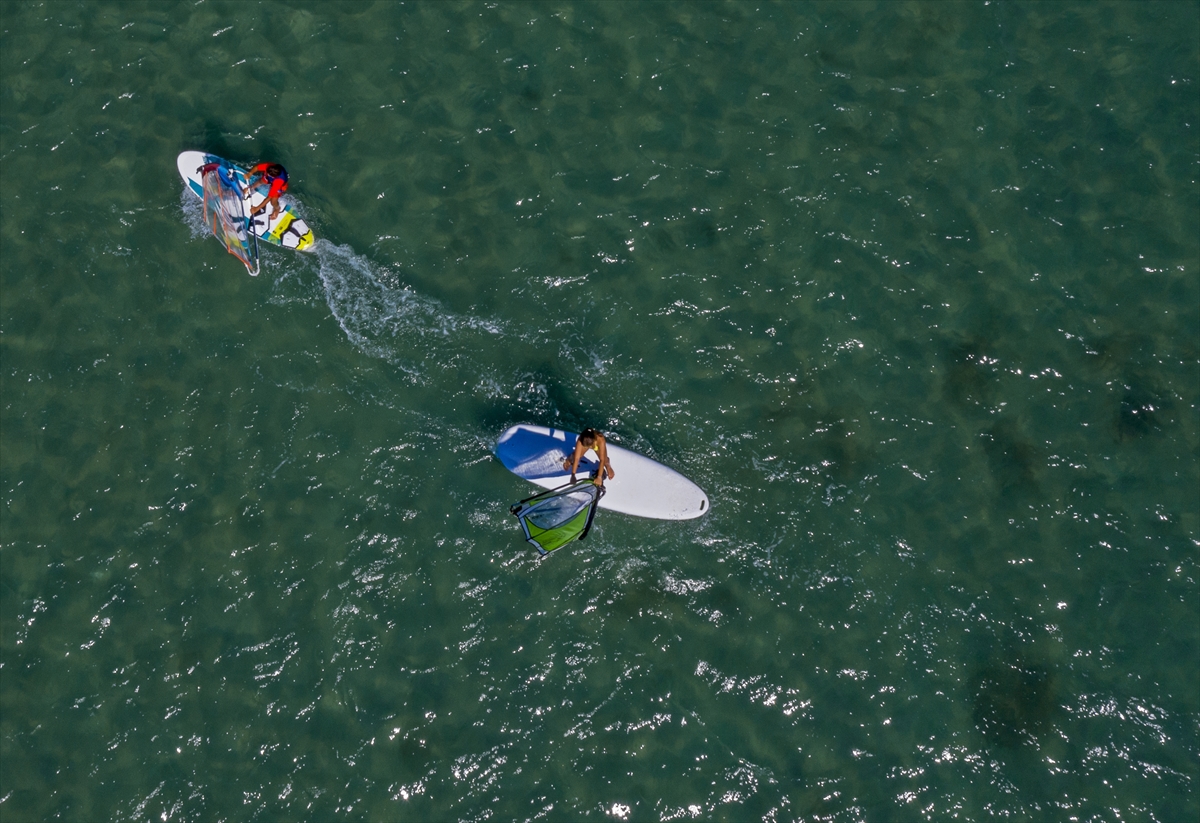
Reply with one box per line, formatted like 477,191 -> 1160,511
565,441 -> 584,482
595,438 -> 613,485
243,170 -> 262,197
251,195 -> 282,220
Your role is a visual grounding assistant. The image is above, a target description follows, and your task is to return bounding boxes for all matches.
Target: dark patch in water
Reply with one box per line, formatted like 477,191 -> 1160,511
683,217 -> 719,250
520,84 -> 542,105
808,417 -> 875,484
811,48 -> 852,71
390,732 -> 430,780
758,375 -> 811,423
760,383 -> 876,482
476,363 -> 619,440
980,419 -> 1039,494
1083,331 -> 1155,374
942,336 -> 1000,408
184,119 -> 287,170
611,571 -> 683,621
1116,384 -> 1164,440
555,244 -> 578,267
649,227 -> 678,253
696,581 -> 741,621
970,661 -> 1056,747
187,119 -> 240,161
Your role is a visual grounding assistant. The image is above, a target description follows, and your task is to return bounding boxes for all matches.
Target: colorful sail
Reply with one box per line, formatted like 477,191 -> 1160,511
510,480 -> 604,556
200,161 -> 259,275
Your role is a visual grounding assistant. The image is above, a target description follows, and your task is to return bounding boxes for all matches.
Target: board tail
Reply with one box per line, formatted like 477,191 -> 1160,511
510,480 -> 604,556
201,162 -> 259,276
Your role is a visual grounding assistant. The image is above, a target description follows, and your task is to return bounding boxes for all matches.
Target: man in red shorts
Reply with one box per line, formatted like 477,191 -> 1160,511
245,162 -> 288,221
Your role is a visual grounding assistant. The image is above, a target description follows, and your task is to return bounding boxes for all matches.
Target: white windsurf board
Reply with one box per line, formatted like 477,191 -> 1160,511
177,151 -> 315,251
495,424 -> 709,520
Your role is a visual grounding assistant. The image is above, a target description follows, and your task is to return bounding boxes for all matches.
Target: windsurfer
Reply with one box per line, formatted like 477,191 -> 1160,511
246,162 -> 288,221
562,428 -> 615,488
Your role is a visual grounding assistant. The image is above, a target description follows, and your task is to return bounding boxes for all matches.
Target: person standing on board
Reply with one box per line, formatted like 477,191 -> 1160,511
562,428 -> 615,488
245,162 -> 288,221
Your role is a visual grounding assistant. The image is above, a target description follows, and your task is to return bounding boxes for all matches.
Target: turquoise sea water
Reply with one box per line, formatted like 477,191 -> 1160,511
2,1 -> 1197,820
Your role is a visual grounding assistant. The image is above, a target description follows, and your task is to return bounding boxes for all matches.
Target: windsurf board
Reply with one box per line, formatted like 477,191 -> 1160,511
177,151 -> 315,251
495,424 -> 709,521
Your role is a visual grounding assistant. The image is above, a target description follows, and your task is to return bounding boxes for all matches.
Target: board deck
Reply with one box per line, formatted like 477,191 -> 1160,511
177,151 -> 315,251
496,425 -> 709,520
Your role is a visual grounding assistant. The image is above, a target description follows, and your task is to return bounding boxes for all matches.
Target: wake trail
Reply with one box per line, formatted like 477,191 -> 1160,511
178,192 -> 620,422
312,239 -> 505,379
180,190 -> 509,380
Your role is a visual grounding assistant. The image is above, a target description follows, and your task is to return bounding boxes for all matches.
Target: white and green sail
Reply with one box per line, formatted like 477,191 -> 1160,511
510,480 -> 604,556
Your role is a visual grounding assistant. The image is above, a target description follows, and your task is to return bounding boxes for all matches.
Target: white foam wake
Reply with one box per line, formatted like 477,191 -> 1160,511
312,239 -> 503,378
179,187 -> 208,240
179,189 -> 505,379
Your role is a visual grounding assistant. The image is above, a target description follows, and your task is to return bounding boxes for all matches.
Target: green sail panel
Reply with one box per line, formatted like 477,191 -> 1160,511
510,480 -> 603,556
